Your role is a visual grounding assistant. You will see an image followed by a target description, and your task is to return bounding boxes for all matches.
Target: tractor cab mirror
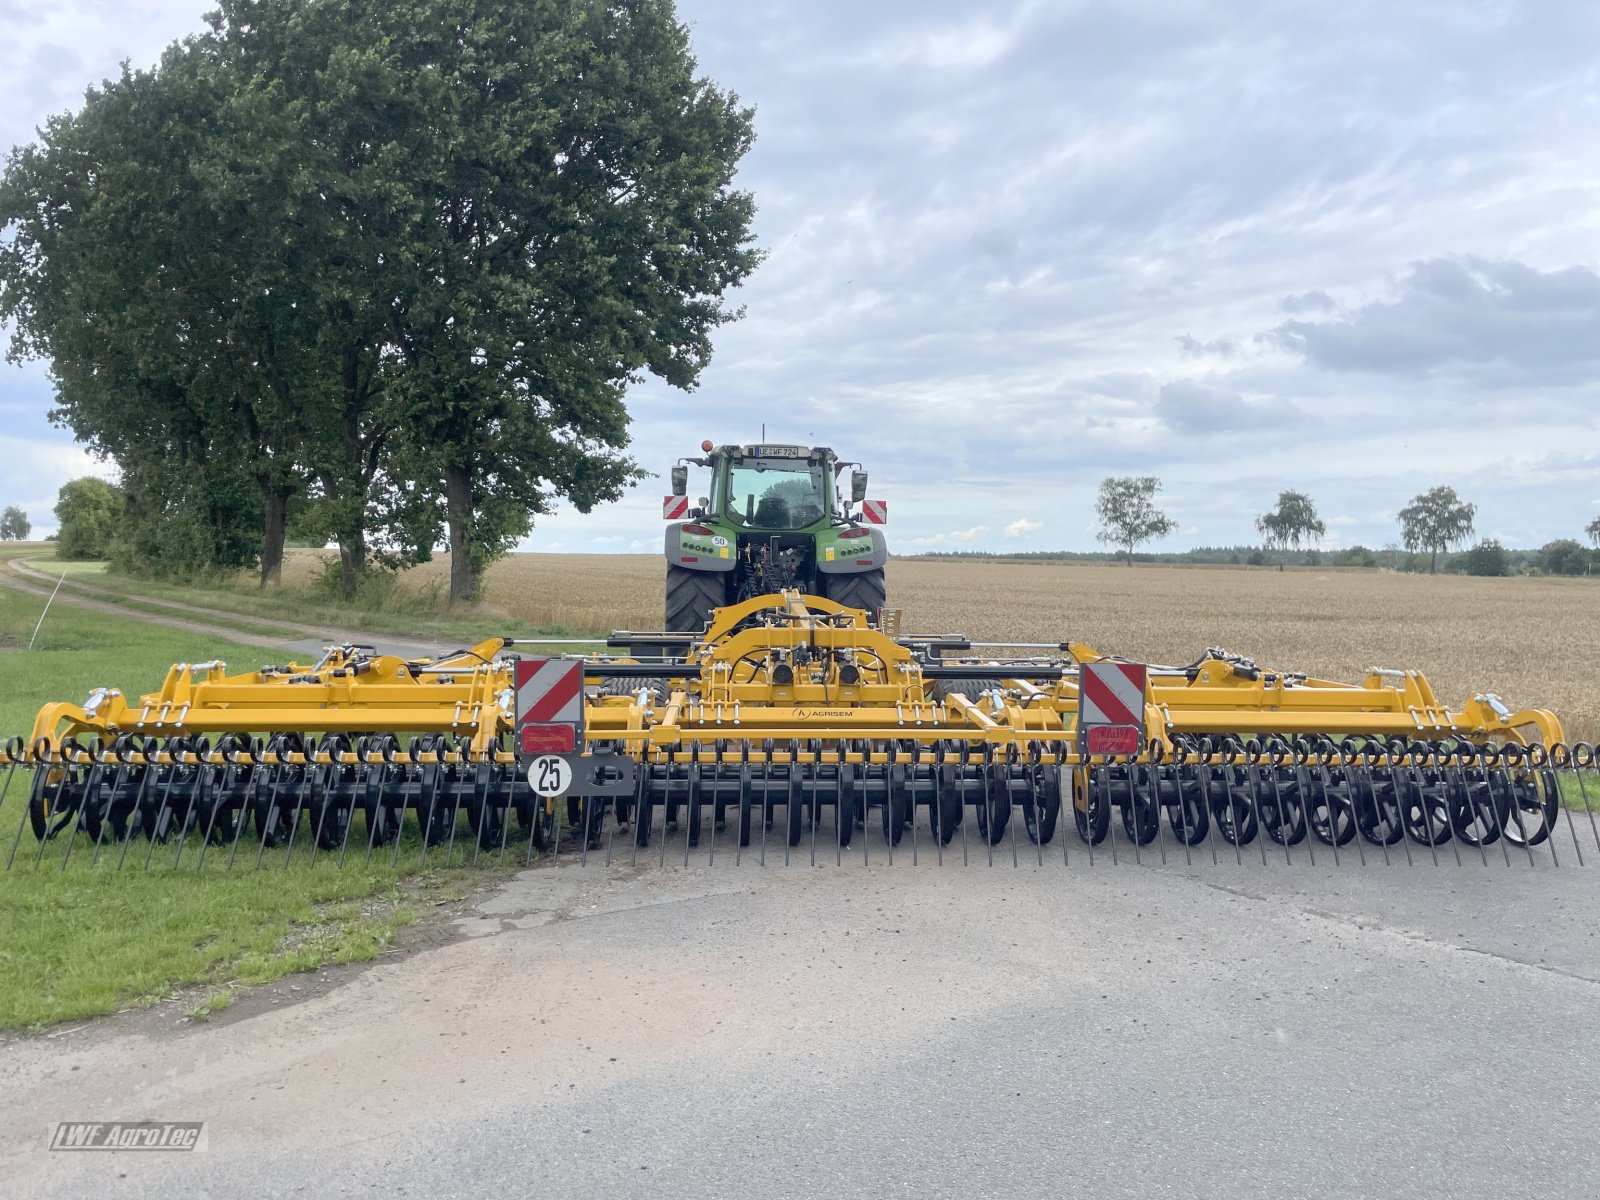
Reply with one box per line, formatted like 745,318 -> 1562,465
670,465 -> 688,497
850,470 -> 868,504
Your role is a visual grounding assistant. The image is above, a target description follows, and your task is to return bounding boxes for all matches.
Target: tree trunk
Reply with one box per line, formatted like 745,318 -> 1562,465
259,483 -> 291,587
337,531 -> 366,601
1429,548 -> 1438,574
444,463 -> 478,607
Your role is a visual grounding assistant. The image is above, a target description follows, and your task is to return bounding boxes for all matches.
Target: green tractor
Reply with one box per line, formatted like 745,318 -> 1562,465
662,441 -> 888,632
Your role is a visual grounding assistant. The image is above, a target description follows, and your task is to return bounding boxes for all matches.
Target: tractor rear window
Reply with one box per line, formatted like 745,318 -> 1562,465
725,461 -> 827,529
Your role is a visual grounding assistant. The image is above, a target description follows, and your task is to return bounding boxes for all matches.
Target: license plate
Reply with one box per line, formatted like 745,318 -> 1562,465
754,445 -> 802,457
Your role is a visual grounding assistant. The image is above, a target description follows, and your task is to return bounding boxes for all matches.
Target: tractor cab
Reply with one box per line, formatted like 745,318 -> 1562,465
715,445 -> 836,530
662,440 -> 888,632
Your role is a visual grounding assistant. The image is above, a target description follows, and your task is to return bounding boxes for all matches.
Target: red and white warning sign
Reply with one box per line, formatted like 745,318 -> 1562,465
663,495 -> 690,520
862,499 -> 888,524
1079,661 -> 1148,756
514,658 -> 584,755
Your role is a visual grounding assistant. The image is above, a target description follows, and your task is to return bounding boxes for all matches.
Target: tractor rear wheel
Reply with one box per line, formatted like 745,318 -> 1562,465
824,568 -> 886,618
665,565 -> 725,634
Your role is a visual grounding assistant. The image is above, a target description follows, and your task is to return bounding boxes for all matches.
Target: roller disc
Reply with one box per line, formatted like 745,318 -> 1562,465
975,771 -> 1011,846
1073,768 -> 1110,845
1119,772 -> 1159,846
1210,770 -> 1258,847
1396,770 -> 1452,847
1259,771 -> 1308,847
1307,771 -> 1358,847
1500,768 -> 1558,848
1022,767 -> 1060,846
929,770 -> 962,846
1445,772 -> 1503,846
1353,770 -> 1405,847
467,761 -> 508,852
1164,772 -> 1209,845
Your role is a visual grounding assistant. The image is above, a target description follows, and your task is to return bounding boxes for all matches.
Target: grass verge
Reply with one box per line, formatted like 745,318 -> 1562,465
0,585 -> 506,1031
0,852 -> 479,1030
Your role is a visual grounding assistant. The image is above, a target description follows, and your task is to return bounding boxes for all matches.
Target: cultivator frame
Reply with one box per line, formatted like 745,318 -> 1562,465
5,591 -> 1597,871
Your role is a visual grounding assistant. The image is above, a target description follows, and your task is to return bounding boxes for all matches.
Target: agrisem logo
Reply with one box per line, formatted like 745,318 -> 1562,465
791,710 -> 858,720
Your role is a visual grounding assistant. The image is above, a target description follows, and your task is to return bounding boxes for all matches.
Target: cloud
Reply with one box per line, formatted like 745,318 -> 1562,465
1279,290 -> 1336,315
1272,258 -> 1600,380
1153,380 -> 1256,433
1004,517 -> 1043,538
902,525 -> 991,548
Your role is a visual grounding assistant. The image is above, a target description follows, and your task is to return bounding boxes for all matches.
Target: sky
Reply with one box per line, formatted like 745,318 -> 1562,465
2,0 -> 1597,553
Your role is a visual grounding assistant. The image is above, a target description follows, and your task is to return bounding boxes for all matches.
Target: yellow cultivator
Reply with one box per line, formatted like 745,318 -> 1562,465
4,590 -> 1593,871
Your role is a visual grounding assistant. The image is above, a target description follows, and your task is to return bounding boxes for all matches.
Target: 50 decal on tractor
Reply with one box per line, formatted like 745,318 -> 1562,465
5,588 -> 1594,873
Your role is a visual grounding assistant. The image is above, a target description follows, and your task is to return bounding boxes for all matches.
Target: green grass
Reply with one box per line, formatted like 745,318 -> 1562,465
0,587 -> 281,738
12,550 -> 606,647
0,853 -> 475,1029
0,585 -> 504,1030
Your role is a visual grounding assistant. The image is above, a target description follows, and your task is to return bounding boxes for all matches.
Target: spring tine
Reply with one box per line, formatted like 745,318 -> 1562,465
60,760 -> 100,872
1105,768 -> 1120,866
958,749 -> 970,867
863,746 -> 871,869
419,752 -> 442,869
1501,760 -> 1537,869
5,765 -> 35,872
809,742 -> 820,869
1033,758 -> 1045,868
1455,754 -> 1488,868
255,764 -> 283,870
1553,751 -> 1583,866
1480,751 -> 1512,869
1083,764 -> 1097,868
1006,753 -> 1019,869
1149,763 -> 1168,866
171,756 -> 202,871
444,762 -> 464,871
785,740 -> 797,868
92,762 -> 119,868
1313,759 -> 1341,868
31,761 -> 70,870
525,782 -> 541,868
309,757 -> 333,868
658,760 -> 670,870
232,757 -> 266,871
1123,764 -> 1140,866
735,746 -> 746,868
1573,750 -> 1600,856
1171,761 -> 1192,867
1290,758 -> 1313,867
391,762 -> 413,870
759,744 -> 771,867
0,758 -> 17,844
909,743 -> 920,867
1426,750 -> 1461,867
282,755 -> 313,870
1251,758 -> 1270,868
579,792 -> 591,868
140,751 -> 183,872
339,755 -> 367,869
1055,755 -> 1069,869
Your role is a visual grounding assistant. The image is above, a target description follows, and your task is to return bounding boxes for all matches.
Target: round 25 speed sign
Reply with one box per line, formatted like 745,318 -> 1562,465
527,755 -> 574,798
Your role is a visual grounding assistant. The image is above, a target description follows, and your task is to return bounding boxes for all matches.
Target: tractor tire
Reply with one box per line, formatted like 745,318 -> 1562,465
665,565 -> 725,634
824,568 -> 886,618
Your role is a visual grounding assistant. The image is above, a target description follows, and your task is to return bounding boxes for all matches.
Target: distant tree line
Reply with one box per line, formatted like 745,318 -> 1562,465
924,475 -> 1600,577
0,0 -> 759,603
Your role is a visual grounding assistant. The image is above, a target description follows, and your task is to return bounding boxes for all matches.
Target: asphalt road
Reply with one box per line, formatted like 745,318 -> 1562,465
3,846 -> 1598,1200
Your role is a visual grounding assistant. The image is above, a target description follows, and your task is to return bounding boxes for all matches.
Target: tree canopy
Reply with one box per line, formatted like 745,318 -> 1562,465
0,0 -> 760,602
0,506 -> 30,540
1255,490 -> 1325,568
53,478 -> 121,560
1095,476 -> 1178,565
1398,486 -> 1475,574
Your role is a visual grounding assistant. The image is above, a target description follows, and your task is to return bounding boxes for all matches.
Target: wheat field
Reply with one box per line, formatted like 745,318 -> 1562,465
281,550 -> 1600,740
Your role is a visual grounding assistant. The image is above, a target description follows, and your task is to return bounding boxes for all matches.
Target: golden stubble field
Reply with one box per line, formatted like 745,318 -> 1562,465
283,551 -> 1600,740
